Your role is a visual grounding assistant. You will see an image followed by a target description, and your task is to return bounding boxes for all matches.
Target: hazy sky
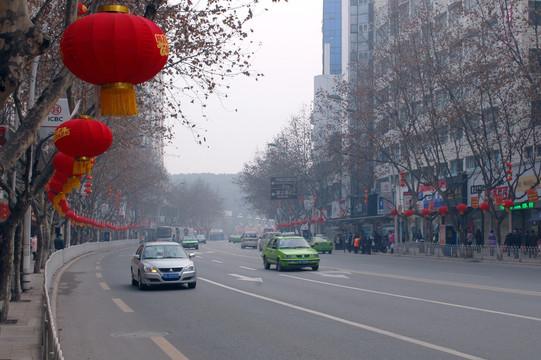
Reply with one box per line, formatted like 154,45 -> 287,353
165,0 -> 323,175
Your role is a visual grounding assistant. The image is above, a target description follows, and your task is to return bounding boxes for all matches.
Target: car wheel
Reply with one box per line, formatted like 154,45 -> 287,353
131,268 -> 137,286
188,282 -> 196,289
312,265 -> 319,271
241,245 -> 245,249
329,250 -> 332,254
263,257 -> 270,270
196,246 -> 199,250
276,259 -> 283,272
137,272 -> 146,290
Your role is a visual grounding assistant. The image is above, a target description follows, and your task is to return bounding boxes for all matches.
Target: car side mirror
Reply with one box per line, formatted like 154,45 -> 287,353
133,254 -> 140,260
189,253 -> 196,259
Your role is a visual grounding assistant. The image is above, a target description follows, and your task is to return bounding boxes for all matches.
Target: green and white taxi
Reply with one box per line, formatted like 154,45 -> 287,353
308,234 -> 333,254
262,235 -> 319,271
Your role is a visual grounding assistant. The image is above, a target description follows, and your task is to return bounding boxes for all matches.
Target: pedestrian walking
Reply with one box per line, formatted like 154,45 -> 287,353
31,235 -> 37,260
389,230 -> 395,254
54,233 -> 65,251
353,234 -> 360,254
488,230 -> 497,256
527,230 -> 537,258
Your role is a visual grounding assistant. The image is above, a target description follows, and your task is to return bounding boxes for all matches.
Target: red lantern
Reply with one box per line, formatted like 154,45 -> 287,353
60,5 -> 169,116
438,206 -> 448,217
404,209 -> 414,218
54,116 -> 112,174
456,203 -> 468,215
502,199 -> 514,211
421,208 -> 430,217
479,202 -> 490,213
390,209 -> 398,217
77,3 -> 88,17
310,219 -> 316,224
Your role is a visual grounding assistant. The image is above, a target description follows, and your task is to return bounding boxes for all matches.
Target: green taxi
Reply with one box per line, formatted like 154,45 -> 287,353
228,234 -> 242,243
308,234 -> 333,254
181,235 -> 199,250
262,236 -> 319,271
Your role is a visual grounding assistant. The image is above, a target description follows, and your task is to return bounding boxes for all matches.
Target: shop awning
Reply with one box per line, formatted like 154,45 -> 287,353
528,212 -> 541,222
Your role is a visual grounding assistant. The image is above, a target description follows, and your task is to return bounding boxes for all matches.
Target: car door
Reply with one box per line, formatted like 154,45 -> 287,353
132,244 -> 144,277
265,238 -> 278,264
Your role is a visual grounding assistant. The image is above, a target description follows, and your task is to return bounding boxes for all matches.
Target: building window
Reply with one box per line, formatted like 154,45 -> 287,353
531,100 -> 541,126
450,159 -> 463,176
466,155 -> 476,169
529,49 -> 541,73
529,1 -> 541,26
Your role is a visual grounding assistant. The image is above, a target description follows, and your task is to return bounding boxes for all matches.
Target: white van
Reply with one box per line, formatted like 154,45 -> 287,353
155,226 -> 174,242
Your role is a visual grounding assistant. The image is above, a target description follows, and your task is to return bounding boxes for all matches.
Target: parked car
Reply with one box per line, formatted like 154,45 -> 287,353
308,234 -> 333,254
261,236 -> 320,271
196,234 -> 206,244
229,234 -> 242,243
241,231 -> 259,249
258,231 -> 281,251
181,235 -> 199,250
130,242 -> 196,290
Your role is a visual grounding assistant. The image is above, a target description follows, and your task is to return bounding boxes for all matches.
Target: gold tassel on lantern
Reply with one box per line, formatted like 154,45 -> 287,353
73,157 -> 93,176
100,82 -> 138,116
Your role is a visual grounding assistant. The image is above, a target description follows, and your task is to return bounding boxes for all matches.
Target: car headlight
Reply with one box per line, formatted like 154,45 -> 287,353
184,264 -> 195,271
143,264 -> 158,273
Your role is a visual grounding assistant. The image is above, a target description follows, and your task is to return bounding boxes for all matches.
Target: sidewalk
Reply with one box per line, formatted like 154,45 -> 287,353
0,272 -> 44,360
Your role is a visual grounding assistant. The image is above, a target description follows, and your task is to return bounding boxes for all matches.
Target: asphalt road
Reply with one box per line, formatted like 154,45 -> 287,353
56,240 -> 541,360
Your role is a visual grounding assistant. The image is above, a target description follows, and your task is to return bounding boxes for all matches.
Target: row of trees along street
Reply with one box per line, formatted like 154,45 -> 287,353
0,0 -> 284,322
238,0 -> 541,246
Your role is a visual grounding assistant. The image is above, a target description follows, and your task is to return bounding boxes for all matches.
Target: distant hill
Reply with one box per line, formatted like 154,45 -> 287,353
169,173 -> 251,216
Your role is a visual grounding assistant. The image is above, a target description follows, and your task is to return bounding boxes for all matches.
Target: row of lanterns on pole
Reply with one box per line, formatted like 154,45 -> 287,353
276,217 -> 326,229
46,4 -> 169,230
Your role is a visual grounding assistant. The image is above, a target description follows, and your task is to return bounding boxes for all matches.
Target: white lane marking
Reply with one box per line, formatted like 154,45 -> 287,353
151,336 -> 190,360
99,282 -> 110,290
200,277 -> 485,360
333,268 -> 541,297
239,266 -> 256,271
211,260 -> 223,264
112,298 -> 134,313
281,274 -> 541,323
319,271 -> 350,279
96,266 -> 101,270
96,272 -> 102,278
229,274 -> 263,282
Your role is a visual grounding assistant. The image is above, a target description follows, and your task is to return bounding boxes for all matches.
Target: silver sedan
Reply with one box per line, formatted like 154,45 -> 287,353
131,242 -> 196,290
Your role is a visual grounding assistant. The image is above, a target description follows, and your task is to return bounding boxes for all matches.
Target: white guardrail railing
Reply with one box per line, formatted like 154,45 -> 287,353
43,239 -> 139,360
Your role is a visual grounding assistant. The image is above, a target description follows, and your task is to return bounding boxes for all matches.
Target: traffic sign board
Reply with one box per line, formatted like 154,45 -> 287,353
270,177 -> 298,200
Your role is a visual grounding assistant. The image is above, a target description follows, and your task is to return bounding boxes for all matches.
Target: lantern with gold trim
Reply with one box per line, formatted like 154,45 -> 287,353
54,116 -> 112,175
60,5 -> 169,116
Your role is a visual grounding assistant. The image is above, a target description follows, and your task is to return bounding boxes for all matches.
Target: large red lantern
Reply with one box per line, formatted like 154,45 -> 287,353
438,206 -> 448,217
390,209 -> 398,218
54,116 -> 112,174
456,203 -> 468,215
502,199 -> 514,212
404,209 -> 414,218
421,208 -> 430,217
60,5 -> 169,116
479,202 -> 490,213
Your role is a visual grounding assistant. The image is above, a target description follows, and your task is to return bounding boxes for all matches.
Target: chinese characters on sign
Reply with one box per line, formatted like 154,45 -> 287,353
270,177 -> 298,200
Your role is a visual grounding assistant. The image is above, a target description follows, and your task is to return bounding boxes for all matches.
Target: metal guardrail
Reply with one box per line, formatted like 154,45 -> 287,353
42,239 -> 139,360
393,242 -> 541,265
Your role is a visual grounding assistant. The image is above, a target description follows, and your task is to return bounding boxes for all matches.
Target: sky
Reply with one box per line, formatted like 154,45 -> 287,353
164,0 -> 323,175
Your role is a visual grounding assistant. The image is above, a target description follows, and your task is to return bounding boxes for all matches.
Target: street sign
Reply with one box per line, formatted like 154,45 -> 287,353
39,98 -> 70,140
270,177 -> 298,200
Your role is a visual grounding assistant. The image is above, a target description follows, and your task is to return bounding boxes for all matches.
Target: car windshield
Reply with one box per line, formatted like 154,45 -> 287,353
245,233 -> 257,238
278,238 -> 310,249
142,245 -> 186,259
183,236 -> 195,241
313,237 -> 328,241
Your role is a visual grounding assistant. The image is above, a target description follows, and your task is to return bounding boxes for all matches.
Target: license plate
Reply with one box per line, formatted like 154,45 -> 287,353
299,260 -> 308,264
163,273 -> 179,280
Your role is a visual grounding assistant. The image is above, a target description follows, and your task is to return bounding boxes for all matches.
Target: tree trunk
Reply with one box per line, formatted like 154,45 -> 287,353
11,223 -> 22,301
0,0 -> 49,109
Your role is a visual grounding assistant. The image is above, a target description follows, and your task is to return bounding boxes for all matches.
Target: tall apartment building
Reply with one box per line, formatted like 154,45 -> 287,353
313,0 -> 541,242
